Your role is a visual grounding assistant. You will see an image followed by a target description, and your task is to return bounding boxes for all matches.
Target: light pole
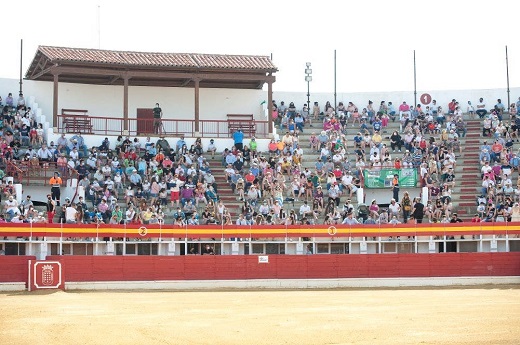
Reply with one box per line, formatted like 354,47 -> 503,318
305,62 -> 312,111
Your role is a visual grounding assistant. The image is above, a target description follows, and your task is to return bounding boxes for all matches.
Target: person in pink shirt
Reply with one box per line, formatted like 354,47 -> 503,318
399,101 -> 411,119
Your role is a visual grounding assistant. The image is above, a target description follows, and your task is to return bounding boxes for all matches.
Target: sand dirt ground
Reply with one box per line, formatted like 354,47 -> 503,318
1,286 -> 519,345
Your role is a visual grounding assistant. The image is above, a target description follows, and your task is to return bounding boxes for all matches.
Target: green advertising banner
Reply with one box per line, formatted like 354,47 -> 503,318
363,168 -> 417,188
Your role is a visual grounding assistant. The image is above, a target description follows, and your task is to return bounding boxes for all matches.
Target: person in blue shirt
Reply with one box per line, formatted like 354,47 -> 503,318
70,133 -> 88,158
372,118 -> 382,132
387,102 -> 396,121
233,129 -> 244,151
176,135 -> 187,153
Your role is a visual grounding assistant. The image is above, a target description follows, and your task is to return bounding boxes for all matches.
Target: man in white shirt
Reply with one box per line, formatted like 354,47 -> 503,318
258,201 -> 270,217
388,199 -> 401,218
4,196 -> 21,221
299,201 -> 312,218
342,212 -> 360,225
37,144 -> 53,162
481,161 -> 492,176
69,147 -> 80,161
65,204 -> 78,224
236,214 -> 249,225
476,97 -> 487,118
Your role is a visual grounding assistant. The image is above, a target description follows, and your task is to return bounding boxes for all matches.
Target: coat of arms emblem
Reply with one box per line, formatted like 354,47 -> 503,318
41,264 -> 54,286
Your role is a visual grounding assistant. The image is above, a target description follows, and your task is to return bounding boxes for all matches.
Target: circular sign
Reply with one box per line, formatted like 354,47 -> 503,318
138,227 -> 148,237
420,93 -> 432,105
327,226 -> 337,236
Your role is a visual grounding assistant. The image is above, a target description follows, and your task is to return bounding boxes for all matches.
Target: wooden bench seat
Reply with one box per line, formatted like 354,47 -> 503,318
61,108 -> 93,134
227,114 -> 256,137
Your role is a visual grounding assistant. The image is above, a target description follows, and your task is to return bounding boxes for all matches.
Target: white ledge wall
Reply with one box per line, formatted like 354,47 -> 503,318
2,77 -> 519,124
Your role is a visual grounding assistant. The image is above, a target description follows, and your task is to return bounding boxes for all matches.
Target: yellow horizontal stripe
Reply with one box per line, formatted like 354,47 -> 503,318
0,225 -> 519,236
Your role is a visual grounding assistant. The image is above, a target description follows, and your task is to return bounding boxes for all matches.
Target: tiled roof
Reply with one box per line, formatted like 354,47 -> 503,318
37,46 -> 277,71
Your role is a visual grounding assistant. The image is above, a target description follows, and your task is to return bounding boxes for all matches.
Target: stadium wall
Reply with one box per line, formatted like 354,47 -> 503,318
2,254 -> 519,291
1,78 -> 519,124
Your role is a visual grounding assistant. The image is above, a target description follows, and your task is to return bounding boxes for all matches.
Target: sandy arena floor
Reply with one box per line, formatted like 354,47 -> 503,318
1,287 -> 519,345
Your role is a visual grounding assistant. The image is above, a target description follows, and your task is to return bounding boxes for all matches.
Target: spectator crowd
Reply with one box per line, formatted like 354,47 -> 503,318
2,91 -> 520,227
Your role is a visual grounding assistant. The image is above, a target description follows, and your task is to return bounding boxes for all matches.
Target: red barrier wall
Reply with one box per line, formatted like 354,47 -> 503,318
0,256 -> 36,283
45,253 -> 520,282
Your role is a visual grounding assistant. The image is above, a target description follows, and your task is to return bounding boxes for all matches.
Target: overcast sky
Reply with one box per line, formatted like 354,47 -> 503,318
4,0 -> 519,94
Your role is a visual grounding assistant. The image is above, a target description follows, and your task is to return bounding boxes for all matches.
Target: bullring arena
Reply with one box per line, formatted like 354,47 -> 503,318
0,285 -> 520,345
1,37 -> 520,345
1,287 -> 519,345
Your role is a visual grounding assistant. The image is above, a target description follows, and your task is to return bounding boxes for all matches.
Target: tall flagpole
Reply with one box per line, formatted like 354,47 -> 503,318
334,49 -> 337,110
506,45 -> 510,110
19,39 -> 23,95
97,5 -> 101,48
413,50 -> 417,108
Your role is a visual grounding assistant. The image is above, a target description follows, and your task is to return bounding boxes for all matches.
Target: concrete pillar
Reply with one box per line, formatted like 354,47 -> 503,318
77,185 -> 85,200
38,242 -> 48,260
52,72 -> 59,127
360,241 -> 368,254
105,242 -> 115,255
14,183 -> 22,203
428,240 -> 436,253
357,187 -> 364,203
123,75 -> 129,131
296,242 -> 304,255
422,187 -> 428,205
194,78 -> 200,133
167,241 -> 176,256
231,242 -> 240,255
490,238 -> 498,252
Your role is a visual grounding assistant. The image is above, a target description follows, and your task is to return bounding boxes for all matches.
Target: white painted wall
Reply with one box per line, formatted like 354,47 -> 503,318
2,78 -> 519,125
0,79 -> 268,121
273,88 -> 520,112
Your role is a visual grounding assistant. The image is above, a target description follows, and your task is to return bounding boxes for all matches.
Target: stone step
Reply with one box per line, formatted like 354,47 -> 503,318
460,188 -> 478,193
460,180 -> 479,186
458,202 -> 476,207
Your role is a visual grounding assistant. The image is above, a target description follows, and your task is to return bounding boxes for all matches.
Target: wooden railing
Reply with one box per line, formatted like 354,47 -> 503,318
5,160 -> 79,186
57,115 -> 270,138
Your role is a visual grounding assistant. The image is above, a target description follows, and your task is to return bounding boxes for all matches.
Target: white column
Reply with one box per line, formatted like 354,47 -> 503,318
360,241 -> 368,254
490,237 -> 498,252
14,183 -> 23,203
105,242 -> 115,255
422,187 -> 428,205
38,242 -> 48,260
167,241 -> 176,256
428,240 -> 436,253
77,185 -> 85,200
296,242 -> 304,255
357,187 -> 364,203
231,242 -> 240,255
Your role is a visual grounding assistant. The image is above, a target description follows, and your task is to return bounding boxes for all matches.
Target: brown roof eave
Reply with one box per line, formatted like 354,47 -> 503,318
53,61 -> 277,74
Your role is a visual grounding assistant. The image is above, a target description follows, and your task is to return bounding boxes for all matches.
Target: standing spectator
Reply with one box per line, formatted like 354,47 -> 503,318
153,103 -> 163,134
412,197 -> 425,223
65,203 -> 77,224
233,128 -> 244,151
391,174 -> 400,201
49,172 -> 63,205
46,194 -> 56,223
401,191 -> 412,223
